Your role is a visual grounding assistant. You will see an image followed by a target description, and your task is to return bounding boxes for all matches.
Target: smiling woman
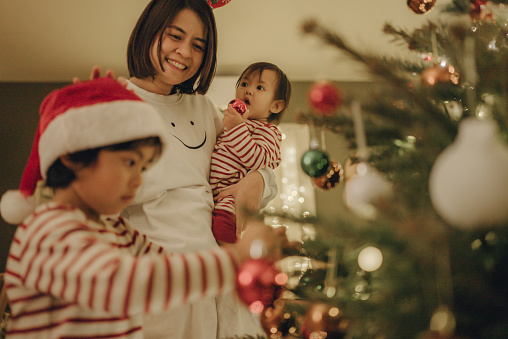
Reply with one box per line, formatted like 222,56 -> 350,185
117,0 -> 278,338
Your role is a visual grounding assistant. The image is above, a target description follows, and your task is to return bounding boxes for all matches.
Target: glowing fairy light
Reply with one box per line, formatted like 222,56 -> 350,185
358,246 -> 383,272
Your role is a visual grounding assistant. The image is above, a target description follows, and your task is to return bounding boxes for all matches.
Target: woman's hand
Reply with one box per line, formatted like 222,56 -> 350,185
214,171 -> 264,238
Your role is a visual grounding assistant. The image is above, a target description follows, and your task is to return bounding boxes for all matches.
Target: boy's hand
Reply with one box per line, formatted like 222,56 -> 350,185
72,65 -> 127,87
223,103 -> 249,131
229,221 -> 286,263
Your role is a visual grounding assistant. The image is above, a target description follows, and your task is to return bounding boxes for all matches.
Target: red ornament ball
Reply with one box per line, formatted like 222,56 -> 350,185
312,160 -> 343,190
236,259 -> 287,313
470,0 -> 488,21
229,99 -> 247,115
307,81 -> 342,116
301,303 -> 351,339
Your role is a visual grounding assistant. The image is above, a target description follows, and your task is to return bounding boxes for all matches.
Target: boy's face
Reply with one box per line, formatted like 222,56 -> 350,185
69,145 -> 158,221
236,69 -> 284,122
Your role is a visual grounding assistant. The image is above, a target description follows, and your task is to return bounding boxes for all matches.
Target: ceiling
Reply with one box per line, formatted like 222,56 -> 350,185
0,0 -> 450,83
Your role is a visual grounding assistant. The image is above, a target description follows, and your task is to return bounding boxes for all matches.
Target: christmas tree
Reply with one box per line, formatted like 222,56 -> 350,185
235,1 -> 508,338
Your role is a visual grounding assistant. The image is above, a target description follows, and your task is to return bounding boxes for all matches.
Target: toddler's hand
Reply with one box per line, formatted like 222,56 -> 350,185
223,103 -> 249,131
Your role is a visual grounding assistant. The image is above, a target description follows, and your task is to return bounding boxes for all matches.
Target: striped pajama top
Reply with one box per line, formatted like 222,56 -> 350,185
210,120 -> 282,214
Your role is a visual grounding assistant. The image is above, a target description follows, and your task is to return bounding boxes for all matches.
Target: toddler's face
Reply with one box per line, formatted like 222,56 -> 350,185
235,69 -> 282,122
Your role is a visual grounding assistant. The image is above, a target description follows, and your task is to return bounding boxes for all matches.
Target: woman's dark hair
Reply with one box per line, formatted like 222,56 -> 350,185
127,0 -> 217,95
236,62 -> 292,125
46,137 -> 163,189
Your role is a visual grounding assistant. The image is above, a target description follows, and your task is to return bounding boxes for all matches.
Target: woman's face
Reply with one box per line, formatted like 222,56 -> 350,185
150,8 -> 206,94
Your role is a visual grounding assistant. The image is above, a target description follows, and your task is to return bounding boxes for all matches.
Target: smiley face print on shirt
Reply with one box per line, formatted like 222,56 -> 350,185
169,119 -> 207,149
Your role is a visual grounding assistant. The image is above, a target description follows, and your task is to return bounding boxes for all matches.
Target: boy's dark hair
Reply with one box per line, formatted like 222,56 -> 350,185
236,62 -> 292,125
46,137 -> 162,189
127,0 -> 217,95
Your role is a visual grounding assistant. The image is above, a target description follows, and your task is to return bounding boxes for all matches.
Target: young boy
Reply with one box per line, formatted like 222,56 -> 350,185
210,62 -> 292,243
0,78 -> 283,338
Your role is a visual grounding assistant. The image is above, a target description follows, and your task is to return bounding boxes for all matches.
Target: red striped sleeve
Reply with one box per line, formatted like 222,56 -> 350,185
122,259 -> 137,315
181,254 -> 190,304
212,252 -> 224,293
197,253 -> 208,297
145,261 -> 155,313
163,255 -> 172,309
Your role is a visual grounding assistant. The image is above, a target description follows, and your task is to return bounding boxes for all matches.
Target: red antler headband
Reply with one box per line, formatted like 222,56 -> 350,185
207,0 -> 231,9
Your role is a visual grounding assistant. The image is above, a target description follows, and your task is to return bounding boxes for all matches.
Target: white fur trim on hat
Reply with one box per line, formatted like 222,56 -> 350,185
39,100 -> 168,177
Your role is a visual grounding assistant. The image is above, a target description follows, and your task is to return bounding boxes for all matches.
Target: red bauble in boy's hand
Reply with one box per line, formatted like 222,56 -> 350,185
307,81 -> 342,116
236,259 -> 287,313
229,99 -> 247,115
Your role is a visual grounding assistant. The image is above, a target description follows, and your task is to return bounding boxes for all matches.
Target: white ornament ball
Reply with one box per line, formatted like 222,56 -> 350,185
344,162 -> 392,219
429,118 -> 508,229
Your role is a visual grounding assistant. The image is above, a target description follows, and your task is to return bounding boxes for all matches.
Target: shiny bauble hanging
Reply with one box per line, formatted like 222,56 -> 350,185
307,81 -> 342,116
236,259 -> 287,313
301,302 -> 351,339
421,63 -> 459,87
301,149 -> 330,178
429,118 -> 508,230
407,0 -> 437,14
312,160 -> 343,190
470,0 -> 488,21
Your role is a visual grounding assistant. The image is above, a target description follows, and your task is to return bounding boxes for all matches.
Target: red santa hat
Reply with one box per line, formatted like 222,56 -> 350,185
1,77 -> 168,224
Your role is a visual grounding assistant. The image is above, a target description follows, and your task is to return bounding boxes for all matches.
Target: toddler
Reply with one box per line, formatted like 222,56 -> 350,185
210,62 -> 292,243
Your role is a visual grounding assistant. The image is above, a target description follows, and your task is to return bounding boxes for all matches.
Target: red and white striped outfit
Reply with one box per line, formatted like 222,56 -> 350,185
210,120 -> 281,242
4,203 -> 238,339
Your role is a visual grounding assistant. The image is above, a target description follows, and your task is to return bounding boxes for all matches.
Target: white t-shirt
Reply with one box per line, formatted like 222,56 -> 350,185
122,81 -> 274,338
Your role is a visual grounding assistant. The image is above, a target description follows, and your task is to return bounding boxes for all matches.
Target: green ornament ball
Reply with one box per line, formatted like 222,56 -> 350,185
301,149 -> 330,178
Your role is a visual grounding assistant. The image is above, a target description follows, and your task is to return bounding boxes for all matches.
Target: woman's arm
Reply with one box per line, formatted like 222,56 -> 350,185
214,168 -> 277,237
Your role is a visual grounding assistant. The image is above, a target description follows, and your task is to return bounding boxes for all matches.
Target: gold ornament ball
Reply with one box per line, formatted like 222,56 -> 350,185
407,0 -> 437,14
312,160 -> 343,190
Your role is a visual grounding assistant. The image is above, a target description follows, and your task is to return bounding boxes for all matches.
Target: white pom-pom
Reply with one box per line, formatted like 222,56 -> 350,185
1,190 -> 36,224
